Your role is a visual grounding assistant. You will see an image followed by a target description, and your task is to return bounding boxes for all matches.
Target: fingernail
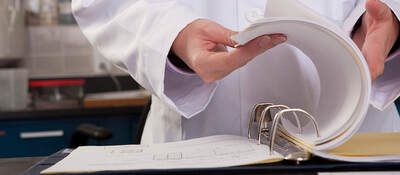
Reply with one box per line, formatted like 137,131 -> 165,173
258,35 -> 271,48
272,36 -> 287,45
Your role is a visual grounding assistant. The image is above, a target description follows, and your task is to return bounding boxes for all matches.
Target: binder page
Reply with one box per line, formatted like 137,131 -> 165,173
232,0 -> 371,150
314,133 -> 400,162
232,17 -> 370,150
41,135 -> 283,174
316,133 -> 400,162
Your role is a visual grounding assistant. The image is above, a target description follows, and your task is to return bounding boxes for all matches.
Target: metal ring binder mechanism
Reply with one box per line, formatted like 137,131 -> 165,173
248,103 -> 320,162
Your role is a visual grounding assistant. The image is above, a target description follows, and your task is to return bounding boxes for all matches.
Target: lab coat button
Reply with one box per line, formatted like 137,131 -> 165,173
245,8 -> 263,23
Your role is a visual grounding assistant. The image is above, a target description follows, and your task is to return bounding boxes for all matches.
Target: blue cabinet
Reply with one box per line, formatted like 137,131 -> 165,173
0,116 -> 138,158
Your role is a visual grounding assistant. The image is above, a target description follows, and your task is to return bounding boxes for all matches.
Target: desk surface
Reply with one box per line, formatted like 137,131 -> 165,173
0,105 -> 144,121
0,156 -> 44,175
22,149 -> 400,175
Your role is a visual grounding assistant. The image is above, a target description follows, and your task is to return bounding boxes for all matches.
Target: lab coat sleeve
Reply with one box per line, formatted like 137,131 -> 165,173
72,0 -> 218,118
343,0 -> 400,110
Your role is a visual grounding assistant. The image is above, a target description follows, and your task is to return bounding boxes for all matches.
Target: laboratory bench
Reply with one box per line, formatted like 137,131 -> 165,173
0,103 -> 146,159
0,74 -> 150,159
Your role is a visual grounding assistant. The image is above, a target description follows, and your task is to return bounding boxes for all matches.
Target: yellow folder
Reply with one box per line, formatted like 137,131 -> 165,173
327,133 -> 400,157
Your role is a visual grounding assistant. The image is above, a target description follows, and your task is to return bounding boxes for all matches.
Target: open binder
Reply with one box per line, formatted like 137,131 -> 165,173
247,103 -> 400,163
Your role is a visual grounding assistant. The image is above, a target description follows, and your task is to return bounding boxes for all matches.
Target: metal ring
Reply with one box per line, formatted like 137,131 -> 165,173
269,109 -> 320,155
249,103 -> 273,139
257,105 -> 296,144
277,106 -> 302,135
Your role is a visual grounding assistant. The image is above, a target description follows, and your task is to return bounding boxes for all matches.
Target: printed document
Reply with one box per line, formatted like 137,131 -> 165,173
41,135 -> 283,174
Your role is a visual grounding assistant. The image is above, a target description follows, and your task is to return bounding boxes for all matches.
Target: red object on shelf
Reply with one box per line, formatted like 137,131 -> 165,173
29,79 -> 85,87
29,79 -> 85,109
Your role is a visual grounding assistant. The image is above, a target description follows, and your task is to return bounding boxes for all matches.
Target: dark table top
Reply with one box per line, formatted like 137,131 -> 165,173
21,149 -> 400,175
0,105 -> 144,121
0,156 -> 45,175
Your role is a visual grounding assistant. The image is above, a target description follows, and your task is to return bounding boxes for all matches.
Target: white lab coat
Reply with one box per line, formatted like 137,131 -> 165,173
72,0 -> 400,144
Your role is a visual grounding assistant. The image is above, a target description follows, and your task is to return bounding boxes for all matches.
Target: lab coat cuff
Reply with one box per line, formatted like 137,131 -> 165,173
164,62 -> 219,119
370,55 -> 400,111
159,5 -> 217,118
166,56 -> 196,76
387,49 -> 400,62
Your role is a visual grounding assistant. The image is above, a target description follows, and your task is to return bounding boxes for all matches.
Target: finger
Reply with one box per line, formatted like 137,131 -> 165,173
214,34 -> 287,69
203,22 -> 239,48
362,34 -> 386,81
366,0 -> 390,21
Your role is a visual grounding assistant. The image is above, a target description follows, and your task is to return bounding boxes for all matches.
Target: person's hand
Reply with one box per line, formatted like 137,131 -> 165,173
171,19 -> 287,83
352,0 -> 400,82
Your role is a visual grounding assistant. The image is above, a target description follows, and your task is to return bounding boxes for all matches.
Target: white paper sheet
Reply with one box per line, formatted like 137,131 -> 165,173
41,135 -> 283,174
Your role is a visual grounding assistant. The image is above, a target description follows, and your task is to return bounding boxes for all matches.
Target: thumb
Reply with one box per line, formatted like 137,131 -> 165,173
366,0 -> 390,21
226,34 -> 287,68
202,21 -> 239,48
